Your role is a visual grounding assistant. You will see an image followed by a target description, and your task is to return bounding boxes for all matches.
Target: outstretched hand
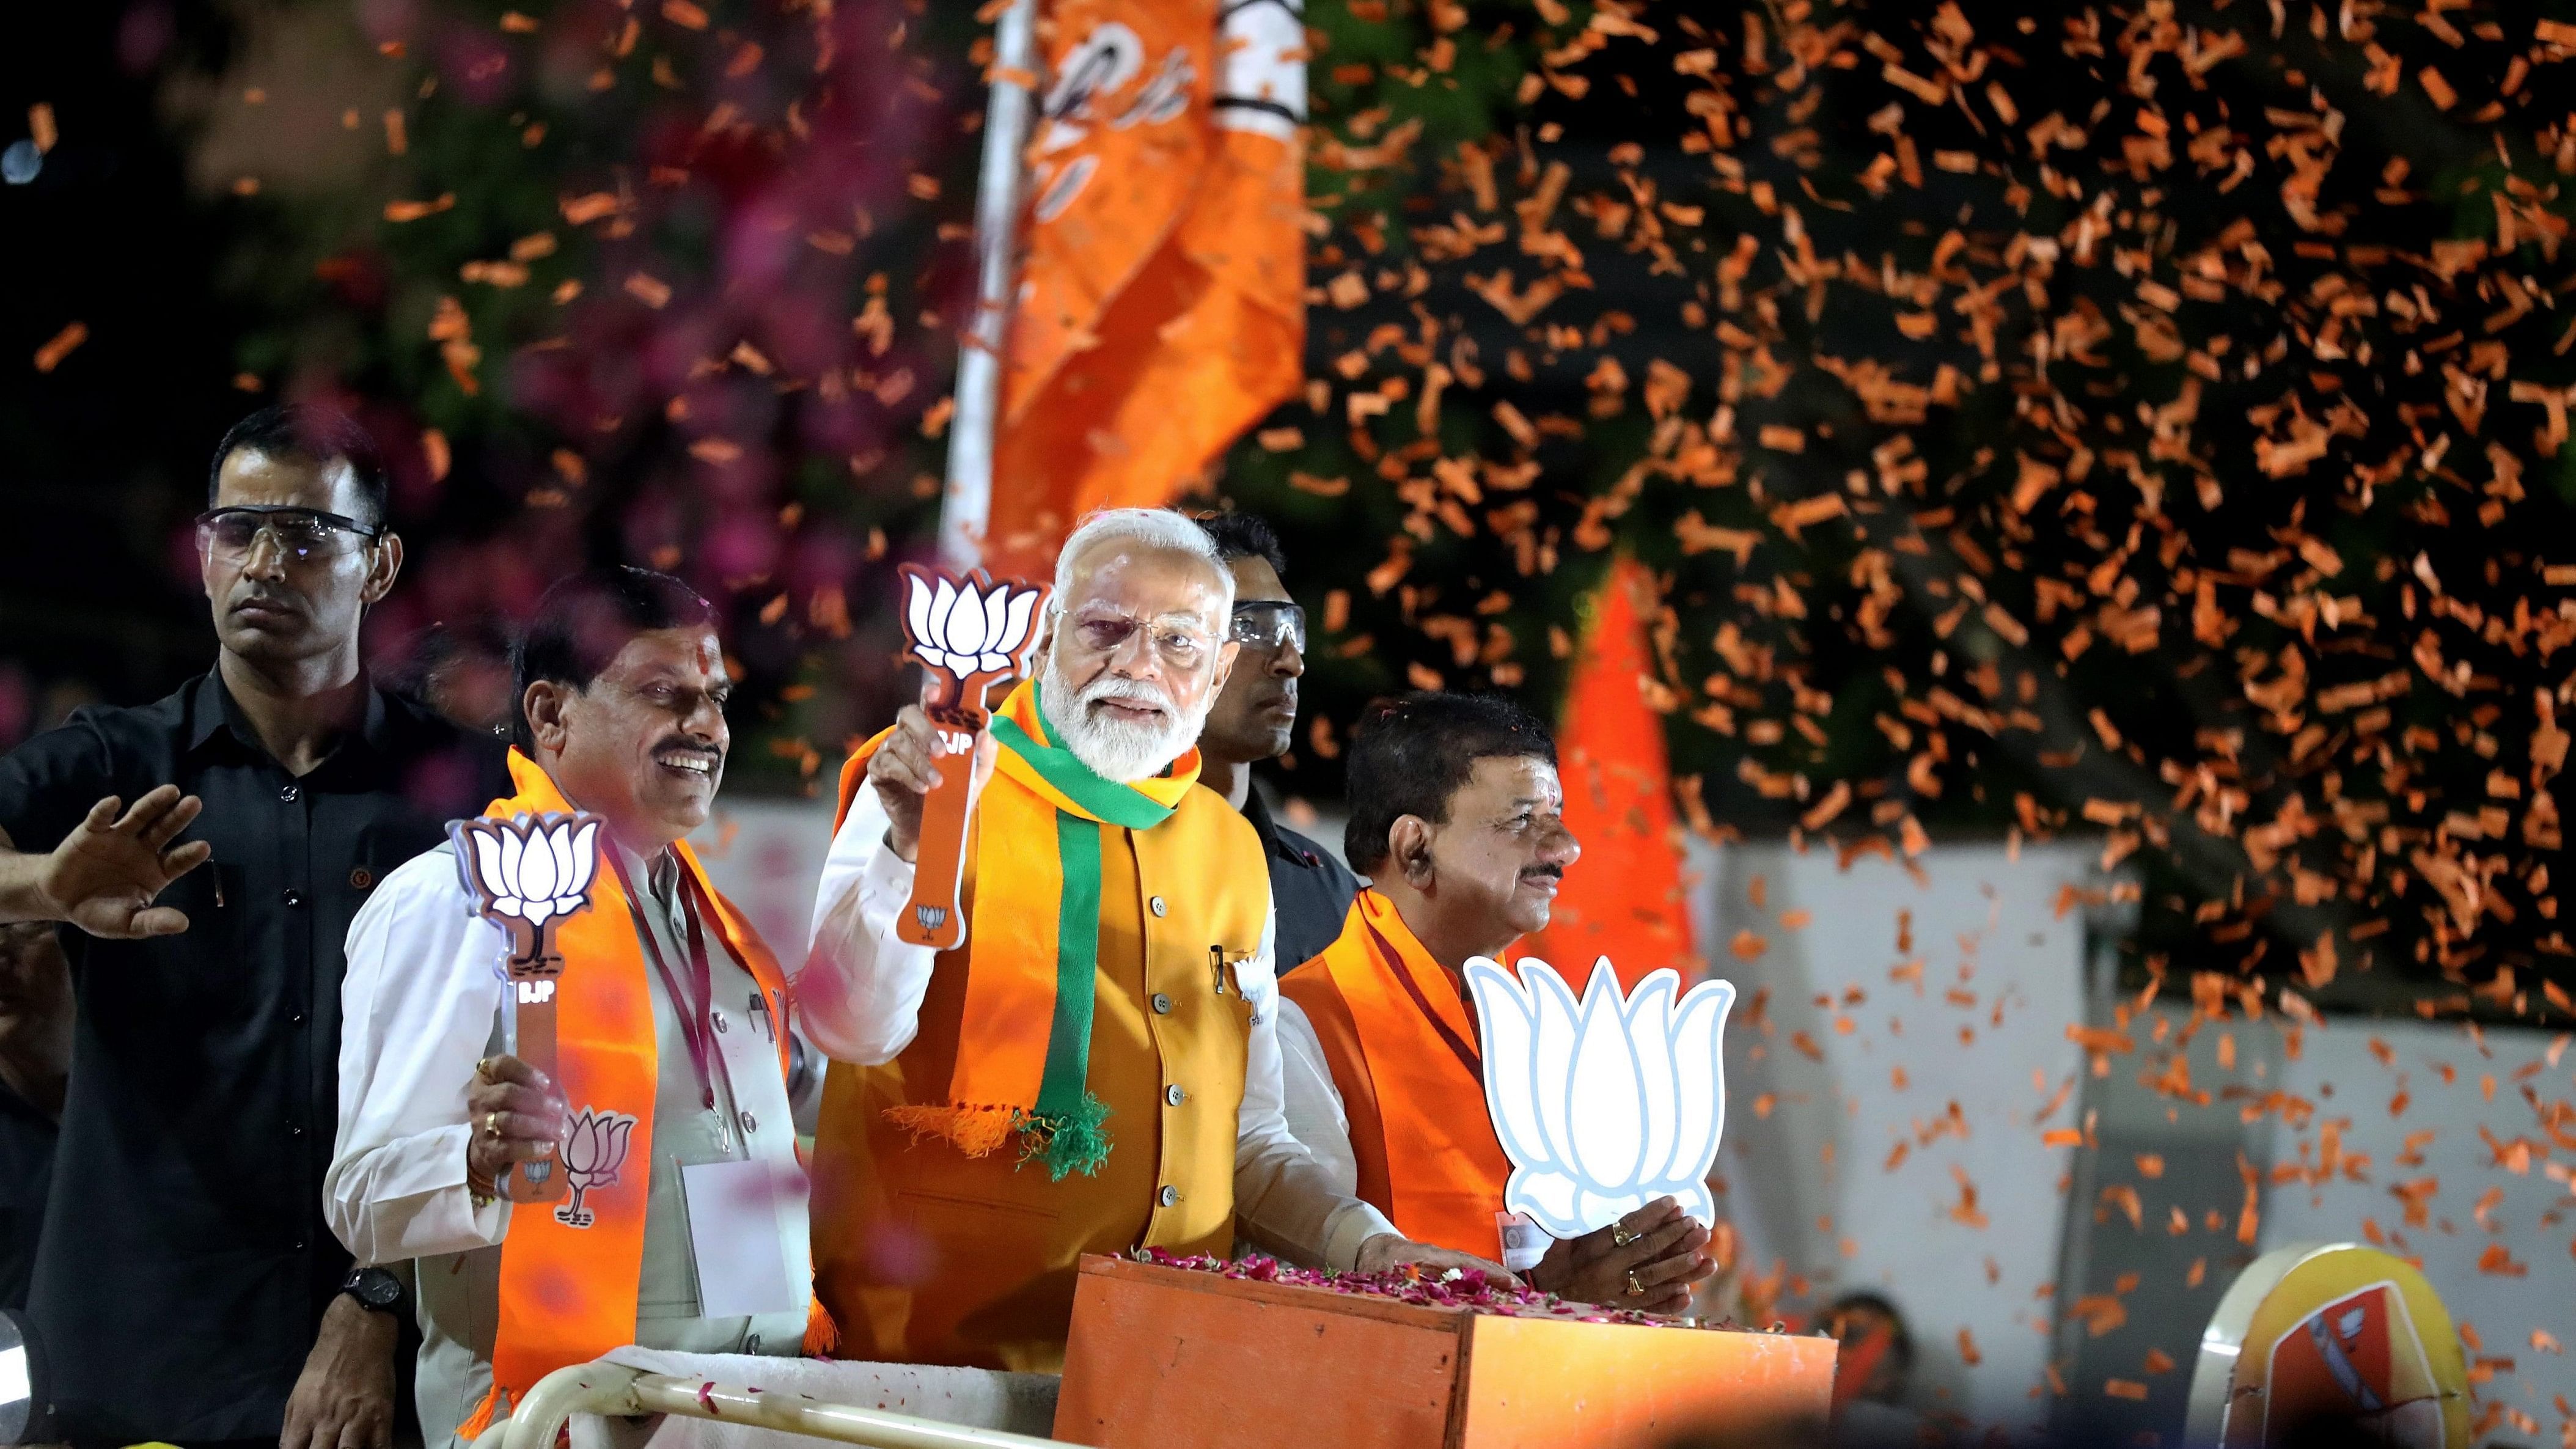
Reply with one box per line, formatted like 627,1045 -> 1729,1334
40,786 -> 213,939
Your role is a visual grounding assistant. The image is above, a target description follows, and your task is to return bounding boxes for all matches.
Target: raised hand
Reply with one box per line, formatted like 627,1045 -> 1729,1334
1529,1195 -> 1717,1315
865,699 -> 999,864
39,786 -> 213,939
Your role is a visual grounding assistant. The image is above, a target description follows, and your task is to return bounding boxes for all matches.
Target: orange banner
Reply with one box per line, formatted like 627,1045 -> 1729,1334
1526,557 -> 1699,990
984,0 -> 1307,573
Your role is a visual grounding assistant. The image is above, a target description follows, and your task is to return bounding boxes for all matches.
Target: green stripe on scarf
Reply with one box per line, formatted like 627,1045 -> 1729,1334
991,685 -> 1183,831
1021,812 -> 1111,1180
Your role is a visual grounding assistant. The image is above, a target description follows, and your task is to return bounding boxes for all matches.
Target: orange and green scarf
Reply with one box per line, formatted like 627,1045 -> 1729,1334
834,680 -> 1200,1178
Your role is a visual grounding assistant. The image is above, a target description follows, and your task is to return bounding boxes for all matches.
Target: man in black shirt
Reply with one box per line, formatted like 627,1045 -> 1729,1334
1194,513 -> 1361,969
0,406 -> 507,1447
0,922 -> 66,1312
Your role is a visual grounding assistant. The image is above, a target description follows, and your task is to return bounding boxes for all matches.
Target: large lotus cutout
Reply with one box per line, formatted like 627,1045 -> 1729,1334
450,812 -> 603,970
1462,955 -> 1736,1238
903,568 -> 1044,686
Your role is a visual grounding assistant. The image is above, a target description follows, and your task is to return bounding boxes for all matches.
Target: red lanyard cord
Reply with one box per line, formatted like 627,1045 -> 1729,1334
606,851 -> 725,1113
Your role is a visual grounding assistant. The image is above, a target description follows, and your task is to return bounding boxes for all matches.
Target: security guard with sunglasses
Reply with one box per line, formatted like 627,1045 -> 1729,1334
1193,513 -> 1360,969
0,406 -> 505,1447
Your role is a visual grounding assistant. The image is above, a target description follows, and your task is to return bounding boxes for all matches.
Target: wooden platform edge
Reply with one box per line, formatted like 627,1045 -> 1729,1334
1072,1253 -> 1473,1332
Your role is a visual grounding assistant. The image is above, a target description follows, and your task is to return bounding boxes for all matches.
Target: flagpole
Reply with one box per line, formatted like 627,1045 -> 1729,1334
937,0 -> 1041,571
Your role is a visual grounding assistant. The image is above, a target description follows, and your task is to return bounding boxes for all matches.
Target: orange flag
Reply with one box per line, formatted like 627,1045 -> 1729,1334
983,0 -> 1307,574
1525,557 -> 1699,991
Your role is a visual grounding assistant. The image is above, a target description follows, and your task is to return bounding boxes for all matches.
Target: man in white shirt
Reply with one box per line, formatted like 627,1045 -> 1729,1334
798,508 -> 1495,1370
329,568 -> 813,1442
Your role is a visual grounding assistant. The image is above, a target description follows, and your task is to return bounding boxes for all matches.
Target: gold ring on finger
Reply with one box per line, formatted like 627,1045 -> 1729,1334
1626,1269 -> 1646,1297
1612,1223 -> 1640,1248
484,1111 -> 502,1139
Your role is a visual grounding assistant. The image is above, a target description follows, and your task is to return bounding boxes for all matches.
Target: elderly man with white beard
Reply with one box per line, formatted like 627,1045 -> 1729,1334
795,508 -> 1498,1368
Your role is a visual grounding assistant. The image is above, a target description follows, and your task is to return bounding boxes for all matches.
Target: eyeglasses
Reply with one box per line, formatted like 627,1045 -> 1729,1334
1228,600 -> 1307,655
196,507 -> 383,563
1064,609 -> 1221,670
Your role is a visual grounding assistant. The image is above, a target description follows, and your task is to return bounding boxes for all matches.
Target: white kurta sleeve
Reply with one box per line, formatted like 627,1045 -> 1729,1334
1228,904 -> 1400,1272
791,783 -> 941,1065
1275,997 -> 1359,1198
326,847 -> 510,1266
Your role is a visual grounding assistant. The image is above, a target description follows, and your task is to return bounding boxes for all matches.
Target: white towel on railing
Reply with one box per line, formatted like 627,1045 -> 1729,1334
563,1349 -> 1061,1449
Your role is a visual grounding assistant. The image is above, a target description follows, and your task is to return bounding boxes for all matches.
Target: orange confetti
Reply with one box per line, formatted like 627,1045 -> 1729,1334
560,193 -> 620,226
383,194 -> 455,222
32,321 -> 86,373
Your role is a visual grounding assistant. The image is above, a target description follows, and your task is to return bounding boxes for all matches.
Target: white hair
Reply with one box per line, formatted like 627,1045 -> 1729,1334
1051,507 -> 1235,620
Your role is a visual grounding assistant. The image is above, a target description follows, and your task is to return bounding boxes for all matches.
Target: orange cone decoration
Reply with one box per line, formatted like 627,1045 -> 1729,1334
1525,557 -> 1698,991
982,0 -> 1307,574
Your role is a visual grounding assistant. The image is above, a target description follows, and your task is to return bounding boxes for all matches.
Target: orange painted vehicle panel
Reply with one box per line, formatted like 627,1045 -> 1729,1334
1054,1256 -> 1835,1449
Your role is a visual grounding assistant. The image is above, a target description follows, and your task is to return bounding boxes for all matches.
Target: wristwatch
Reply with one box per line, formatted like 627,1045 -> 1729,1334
340,1265 -> 402,1314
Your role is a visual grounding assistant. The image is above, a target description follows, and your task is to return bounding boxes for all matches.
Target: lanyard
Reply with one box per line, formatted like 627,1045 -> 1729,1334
606,851 -> 731,1116
1361,911 -> 1483,1083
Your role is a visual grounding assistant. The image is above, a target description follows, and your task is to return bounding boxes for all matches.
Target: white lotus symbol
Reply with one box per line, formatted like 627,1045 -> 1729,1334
905,570 -> 1043,682
450,812 -> 603,968
1462,955 -> 1736,1238
554,1106 -> 636,1229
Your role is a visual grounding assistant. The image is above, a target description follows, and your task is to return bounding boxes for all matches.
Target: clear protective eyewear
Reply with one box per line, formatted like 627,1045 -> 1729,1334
1228,600 -> 1308,656
195,506 -> 383,563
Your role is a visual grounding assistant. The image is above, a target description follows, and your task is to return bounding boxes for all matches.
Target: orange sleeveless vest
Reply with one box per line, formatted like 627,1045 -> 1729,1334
1279,890 -> 1513,1259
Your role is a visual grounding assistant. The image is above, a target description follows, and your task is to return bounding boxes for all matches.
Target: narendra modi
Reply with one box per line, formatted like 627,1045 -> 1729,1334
794,508 -> 1495,1370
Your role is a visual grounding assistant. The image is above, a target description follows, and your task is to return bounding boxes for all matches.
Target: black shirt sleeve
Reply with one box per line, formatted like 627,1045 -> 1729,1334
0,714 -> 117,855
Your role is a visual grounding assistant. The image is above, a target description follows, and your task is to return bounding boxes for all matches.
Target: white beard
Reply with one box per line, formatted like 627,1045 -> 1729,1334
1040,649 -> 1210,783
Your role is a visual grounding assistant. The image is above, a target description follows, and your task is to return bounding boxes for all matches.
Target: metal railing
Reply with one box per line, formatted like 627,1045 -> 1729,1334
477,1361 -> 1066,1449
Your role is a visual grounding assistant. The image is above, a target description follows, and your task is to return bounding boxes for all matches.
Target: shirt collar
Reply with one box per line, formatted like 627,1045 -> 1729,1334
1241,783 -> 1334,869
1237,780 -> 1286,853
183,671 -> 258,758
609,835 -> 680,909
183,667 -> 395,765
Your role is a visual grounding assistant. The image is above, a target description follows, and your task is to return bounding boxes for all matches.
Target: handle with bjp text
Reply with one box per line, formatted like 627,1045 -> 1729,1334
890,563 -> 1049,952
502,988 -> 568,1203
898,709 -> 980,950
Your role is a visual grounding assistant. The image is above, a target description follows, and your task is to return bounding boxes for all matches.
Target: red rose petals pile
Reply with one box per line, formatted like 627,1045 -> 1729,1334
1135,1247 -> 1743,1331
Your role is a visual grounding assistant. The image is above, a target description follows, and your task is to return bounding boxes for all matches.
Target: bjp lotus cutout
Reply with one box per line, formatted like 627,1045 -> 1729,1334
448,810 -> 606,1203
893,565 -> 1050,948
450,812 -> 603,970
1462,955 -> 1736,1238
904,568 -> 1046,705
